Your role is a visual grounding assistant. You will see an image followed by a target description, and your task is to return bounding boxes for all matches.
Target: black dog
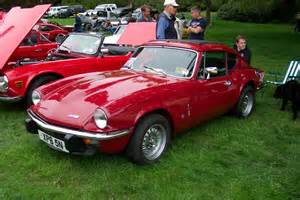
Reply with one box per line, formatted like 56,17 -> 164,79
274,80 -> 300,120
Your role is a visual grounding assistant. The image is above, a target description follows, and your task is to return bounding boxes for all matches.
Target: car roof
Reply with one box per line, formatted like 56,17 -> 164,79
145,40 -> 235,53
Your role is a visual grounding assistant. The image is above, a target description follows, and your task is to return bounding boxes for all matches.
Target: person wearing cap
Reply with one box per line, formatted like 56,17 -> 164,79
156,0 -> 179,40
187,6 -> 207,41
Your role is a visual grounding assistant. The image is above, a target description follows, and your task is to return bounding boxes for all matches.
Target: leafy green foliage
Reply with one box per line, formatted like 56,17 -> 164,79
218,0 -> 300,22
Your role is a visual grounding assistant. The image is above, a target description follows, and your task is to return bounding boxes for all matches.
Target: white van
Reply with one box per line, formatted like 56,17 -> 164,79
47,6 -> 69,18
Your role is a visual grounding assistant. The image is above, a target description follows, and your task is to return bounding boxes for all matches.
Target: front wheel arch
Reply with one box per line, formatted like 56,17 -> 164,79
25,73 -> 63,107
133,108 -> 175,137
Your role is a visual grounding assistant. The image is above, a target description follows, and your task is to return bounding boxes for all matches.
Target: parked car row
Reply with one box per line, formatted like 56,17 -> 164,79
45,5 -> 85,18
1,5 -> 265,165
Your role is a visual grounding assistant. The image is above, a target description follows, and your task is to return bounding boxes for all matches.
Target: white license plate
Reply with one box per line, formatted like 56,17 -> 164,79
38,130 -> 69,153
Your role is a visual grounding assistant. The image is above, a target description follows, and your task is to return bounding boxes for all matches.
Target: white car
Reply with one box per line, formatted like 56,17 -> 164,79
79,9 -> 95,16
47,6 -> 69,18
104,25 -> 127,45
132,8 -> 141,19
95,4 -> 117,13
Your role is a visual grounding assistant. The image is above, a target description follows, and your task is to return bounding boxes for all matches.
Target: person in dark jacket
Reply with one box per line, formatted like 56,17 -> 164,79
187,6 -> 207,40
234,35 -> 252,64
74,14 -> 83,32
156,0 -> 179,39
137,5 -> 153,22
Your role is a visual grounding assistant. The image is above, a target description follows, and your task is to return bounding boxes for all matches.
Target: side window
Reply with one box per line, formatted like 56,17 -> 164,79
198,51 -> 226,79
40,25 -> 53,32
227,53 -> 237,72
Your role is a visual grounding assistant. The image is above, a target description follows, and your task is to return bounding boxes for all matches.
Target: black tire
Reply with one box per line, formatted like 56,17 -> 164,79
55,34 -> 66,43
126,114 -> 171,165
25,75 -> 59,107
234,86 -> 255,118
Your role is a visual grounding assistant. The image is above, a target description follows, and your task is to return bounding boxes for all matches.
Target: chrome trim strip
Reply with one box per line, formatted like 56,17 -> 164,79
27,110 -> 130,141
0,96 -> 23,102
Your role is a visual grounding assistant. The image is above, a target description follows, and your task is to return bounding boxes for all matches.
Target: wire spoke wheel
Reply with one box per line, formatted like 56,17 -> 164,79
142,124 -> 167,161
241,92 -> 254,117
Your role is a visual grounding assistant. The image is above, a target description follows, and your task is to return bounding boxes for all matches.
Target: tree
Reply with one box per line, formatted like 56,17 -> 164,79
128,0 -> 134,8
206,0 -> 212,25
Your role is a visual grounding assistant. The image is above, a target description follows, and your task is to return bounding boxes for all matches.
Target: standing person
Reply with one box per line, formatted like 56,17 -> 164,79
234,35 -> 252,64
137,5 -> 153,22
156,0 -> 179,39
127,12 -> 136,23
74,14 -> 83,32
295,12 -> 300,32
187,6 -> 207,41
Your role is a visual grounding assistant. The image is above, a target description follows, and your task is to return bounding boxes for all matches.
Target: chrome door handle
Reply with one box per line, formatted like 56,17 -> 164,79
34,49 -> 43,52
224,80 -> 232,86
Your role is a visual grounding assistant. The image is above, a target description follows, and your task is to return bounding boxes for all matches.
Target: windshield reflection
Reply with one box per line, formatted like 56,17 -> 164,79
59,34 -> 101,55
124,47 -> 197,78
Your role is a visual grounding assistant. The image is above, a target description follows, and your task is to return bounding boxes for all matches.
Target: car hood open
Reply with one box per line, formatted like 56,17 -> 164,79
34,70 -> 176,129
117,22 -> 156,46
0,4 -> 50,70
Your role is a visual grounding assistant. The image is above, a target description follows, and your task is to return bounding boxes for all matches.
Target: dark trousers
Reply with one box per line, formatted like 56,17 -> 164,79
295,20 -> 300,32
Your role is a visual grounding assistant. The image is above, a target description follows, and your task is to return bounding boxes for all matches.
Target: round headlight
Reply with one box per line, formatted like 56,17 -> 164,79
0,75 -> 8,93
94,109 -> 108,129
32,91 -> 41,105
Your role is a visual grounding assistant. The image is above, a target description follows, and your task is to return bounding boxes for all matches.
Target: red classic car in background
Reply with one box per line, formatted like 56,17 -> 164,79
9,30 -> 58,62
26,40 -> 264,165
1,5 -> 57,63
35,22 -> 69,42
0,5 -> 133,106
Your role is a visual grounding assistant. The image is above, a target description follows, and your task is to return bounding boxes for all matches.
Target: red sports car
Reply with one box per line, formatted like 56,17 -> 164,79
0,5 -> 133,106
26,40 -> 265,165
36,22 -> 69,42
9,30 -> 58,62
1,7 -> 57,62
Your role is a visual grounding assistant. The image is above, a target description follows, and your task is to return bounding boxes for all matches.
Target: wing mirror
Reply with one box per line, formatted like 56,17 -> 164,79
205,67 -> 218,79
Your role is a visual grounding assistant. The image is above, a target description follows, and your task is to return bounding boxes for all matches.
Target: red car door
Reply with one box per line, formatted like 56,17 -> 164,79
10,31 -> 57,62
12,43 -> 57,61
191,51 -> 238,125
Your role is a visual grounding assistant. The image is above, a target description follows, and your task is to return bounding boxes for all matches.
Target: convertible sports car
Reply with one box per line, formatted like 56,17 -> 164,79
0,5 -> 133,106
26,40 -> 264,165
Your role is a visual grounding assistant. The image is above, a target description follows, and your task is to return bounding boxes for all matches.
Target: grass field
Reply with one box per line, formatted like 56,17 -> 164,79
0,19 -> 300,199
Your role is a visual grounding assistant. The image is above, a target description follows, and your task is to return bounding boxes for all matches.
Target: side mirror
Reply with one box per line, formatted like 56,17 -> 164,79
205,67 -> 218,79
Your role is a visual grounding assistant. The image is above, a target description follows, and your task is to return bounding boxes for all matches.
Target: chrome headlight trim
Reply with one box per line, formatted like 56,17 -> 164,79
32,90 -> 41,105
94,108 -> 108,129
0,75 -> 9,93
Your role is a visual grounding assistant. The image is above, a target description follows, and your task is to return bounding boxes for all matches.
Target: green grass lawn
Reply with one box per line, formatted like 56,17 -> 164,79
0,19 -> 300,199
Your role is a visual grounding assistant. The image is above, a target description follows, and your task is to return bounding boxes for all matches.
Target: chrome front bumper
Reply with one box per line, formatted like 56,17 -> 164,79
27,110 -> 131,141
0,95 -> 23,102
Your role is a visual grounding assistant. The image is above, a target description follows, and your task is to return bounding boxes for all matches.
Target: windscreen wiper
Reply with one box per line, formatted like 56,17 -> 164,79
59,45 -> 71,53
143,65 -> 167,76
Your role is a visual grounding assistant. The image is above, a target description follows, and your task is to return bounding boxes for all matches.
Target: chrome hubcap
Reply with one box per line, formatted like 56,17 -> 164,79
241,92 -> 254,116
142,124 -> 166,161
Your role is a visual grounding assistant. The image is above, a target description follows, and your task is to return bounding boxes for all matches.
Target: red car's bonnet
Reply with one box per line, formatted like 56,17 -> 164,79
33,70 -> 177,129
117,22 -> 156,46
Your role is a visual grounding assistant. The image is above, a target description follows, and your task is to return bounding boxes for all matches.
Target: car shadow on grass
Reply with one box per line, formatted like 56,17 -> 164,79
0,102 -> 25,112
